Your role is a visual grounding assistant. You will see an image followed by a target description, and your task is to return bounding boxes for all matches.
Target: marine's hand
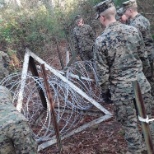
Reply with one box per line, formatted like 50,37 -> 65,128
102,91 -> 113,104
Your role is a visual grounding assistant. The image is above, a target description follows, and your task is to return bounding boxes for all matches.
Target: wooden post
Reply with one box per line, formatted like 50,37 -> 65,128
55,38 -> 64,69
41,64 -> 62,153
29,57 -> 47,109
133,81 -> 154,154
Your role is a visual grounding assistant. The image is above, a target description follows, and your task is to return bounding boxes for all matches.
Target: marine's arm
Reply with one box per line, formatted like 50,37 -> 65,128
94,37 -> 110,93
0,51 -> 10,68
137,31 -> 151,78
88,25 -> 95,41
73,28 -> 80,54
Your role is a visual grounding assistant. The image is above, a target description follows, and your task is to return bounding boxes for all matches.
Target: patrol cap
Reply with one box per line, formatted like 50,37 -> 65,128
116,7 -> 125,20
117,7 -> 125,16
122,0 -> 137,9
94,0 -> 115,19
74,15 -> 82,21
74,15 -> 83,24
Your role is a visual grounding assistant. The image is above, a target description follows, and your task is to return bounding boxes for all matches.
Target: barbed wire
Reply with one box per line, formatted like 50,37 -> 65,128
0,61 -> 102,143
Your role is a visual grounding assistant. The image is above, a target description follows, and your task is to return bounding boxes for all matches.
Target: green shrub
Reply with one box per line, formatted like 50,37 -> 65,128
114,0 -> 127,7
0,5 -> 66,57
0,0 -> 106,59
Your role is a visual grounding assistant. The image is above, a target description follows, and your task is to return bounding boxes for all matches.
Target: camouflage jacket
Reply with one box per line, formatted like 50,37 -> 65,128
0,51 -> 10,81
94,21 -> 151,101
0,88 -> 27,129
129,14 -> 154,62
0,86 -> 37,154
73,24 -> 95,53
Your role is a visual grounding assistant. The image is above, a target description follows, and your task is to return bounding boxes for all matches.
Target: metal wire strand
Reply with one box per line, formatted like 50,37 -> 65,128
0,61 -> 101,142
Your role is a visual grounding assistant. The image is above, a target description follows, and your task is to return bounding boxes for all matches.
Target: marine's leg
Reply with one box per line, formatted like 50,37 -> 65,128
142,92 -> 154,143
114,100 -> 145,153
81,51 -> 93,72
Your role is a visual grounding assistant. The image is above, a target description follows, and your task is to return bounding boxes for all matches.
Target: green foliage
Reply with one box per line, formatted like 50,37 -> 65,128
114,0 -> 127,7
0,5 -> 66,57
0,0 -> 109,58
7,48 -> 17,57
0,0 -> 153,59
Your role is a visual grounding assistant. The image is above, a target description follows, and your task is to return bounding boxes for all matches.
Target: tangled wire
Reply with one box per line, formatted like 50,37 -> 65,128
0,61 -> 102,143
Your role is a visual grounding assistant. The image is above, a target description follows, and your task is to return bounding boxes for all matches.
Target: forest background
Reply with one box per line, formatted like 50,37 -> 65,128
0,0 -> 154,153
0,0 -> 154,70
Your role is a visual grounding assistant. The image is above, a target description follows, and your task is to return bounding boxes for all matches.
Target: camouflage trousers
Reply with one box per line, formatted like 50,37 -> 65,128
79,50 -> 93,61
147,60 -> 154,97
114,92 -> 154,154
79,50 -> 93,72
148,78 -> 154,98
142,92 -> 154,142
0,121 -> 38,154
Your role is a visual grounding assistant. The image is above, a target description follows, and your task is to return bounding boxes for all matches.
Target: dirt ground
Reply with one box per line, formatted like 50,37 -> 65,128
38,103 -> 127,154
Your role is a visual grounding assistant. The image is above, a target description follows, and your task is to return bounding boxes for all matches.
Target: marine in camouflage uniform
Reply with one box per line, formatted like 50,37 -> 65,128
0,86 -> 38,154
116,7 -> 130,24
94,0 -> 153,153
0,51 -> 10,81
122,0 -> 154,96
73,15 -> 95,61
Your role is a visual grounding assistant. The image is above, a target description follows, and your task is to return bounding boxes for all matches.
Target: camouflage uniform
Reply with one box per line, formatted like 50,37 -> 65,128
0,51 -> 10,81
129,14 -> 154,61
94,18 -> 151,153
0,86 -> 38,154
94,21 -> 150,101
122,0 -> 154,96
73,24 -> 95,61
129,14 -> 154,96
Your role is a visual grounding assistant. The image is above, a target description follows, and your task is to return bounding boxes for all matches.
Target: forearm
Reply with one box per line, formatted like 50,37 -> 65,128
95,56 -> 110,93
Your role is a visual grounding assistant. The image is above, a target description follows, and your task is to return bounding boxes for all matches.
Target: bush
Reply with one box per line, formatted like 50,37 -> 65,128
0,0 -> 106,59
0,4 -> 66,57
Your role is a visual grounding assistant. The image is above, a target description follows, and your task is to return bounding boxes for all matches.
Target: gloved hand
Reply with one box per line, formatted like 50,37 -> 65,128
3,63 -> 9,68
102,90 -> 113,104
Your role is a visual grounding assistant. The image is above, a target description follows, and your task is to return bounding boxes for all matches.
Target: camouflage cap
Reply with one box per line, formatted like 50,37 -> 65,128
117,7 -> 125,16
74,15 -> 82,22
94,0 -> 115,19
122,0 -> 137,9
74,15 -> 83,25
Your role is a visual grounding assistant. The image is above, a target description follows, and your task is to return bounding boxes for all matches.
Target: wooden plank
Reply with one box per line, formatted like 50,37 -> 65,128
41,64 -> 62,152
17,52 -> 30,112
26,49 -> 112,115
29,57 -> 47,108
38,114 -> 112,151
